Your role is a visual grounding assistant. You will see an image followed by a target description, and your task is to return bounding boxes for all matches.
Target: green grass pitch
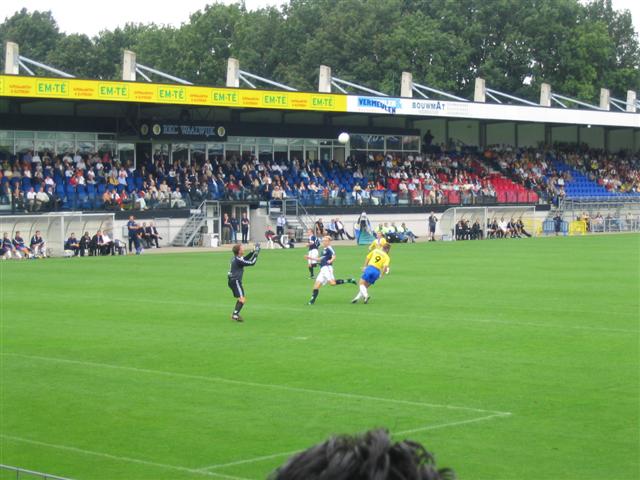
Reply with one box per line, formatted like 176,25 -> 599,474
1,234 -> 638,480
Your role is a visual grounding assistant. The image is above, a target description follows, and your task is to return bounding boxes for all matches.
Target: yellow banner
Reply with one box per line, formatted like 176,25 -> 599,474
0,75 -> 347,112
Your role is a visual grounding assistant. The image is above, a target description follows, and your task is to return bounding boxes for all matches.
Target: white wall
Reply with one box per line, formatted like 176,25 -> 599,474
517,123 -> 545,148
449,120 -> 479,146
551,125 -> 578,144
609,129 -> 635,152
113,218 -> 187,247
113,208 -> 552,249
487,122 -> 515,146
580,126 -> 604,149
413,119 -> 446,145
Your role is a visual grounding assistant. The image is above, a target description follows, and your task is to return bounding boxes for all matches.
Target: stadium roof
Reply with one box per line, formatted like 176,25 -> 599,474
1,73 -> 637,129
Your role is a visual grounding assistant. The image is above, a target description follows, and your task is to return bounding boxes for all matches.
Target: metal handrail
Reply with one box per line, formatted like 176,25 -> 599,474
0,464 -> 74,480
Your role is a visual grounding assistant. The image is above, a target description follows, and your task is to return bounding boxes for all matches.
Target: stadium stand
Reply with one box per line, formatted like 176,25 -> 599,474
1,145 -> 637,213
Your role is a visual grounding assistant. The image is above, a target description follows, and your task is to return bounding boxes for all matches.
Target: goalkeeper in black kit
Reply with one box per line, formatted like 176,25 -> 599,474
227,243 -> 260,322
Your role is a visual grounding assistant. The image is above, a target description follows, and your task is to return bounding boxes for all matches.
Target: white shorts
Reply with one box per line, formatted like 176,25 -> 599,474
307,248 -> 319,266
316,265 -> 335,286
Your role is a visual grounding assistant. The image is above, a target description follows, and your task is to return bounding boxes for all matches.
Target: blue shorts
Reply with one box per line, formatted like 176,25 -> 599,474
361,265 -> 381,285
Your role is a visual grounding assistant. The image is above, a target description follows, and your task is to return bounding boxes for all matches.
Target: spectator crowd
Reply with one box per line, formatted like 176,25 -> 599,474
0,145 -> 637,214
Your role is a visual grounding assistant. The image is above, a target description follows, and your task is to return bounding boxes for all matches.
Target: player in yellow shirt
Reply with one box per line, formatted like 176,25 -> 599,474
351,243 -> 391,304
368,231 -> 388,252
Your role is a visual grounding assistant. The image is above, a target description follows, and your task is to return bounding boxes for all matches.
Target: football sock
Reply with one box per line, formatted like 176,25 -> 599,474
359,284 -> 368,298
233,301 -> 244,315
308,266 -> 314,276
310,289 -> 319,303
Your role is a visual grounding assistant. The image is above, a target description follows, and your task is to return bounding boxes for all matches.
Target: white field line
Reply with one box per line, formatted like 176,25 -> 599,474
0,434 -> 250,480
199,412 -> 509,472
2,353 -> 510,416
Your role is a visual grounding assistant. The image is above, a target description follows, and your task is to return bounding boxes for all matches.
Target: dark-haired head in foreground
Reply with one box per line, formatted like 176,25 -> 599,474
269,429 -> 455,480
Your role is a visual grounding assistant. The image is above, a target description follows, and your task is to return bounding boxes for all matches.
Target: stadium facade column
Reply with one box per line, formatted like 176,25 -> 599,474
514,123 -> 519,148
401,72 -> 413,98
479,121 -> 486,148
4,41 -> 19,74
226,58 -> 240,88
122,50 -> 136,81
540,83 -> 552,107
599,88 -> 610,111
626,90 -> 637,113
544,124 -> 552,146
474,78 -> 486,102
319,65 -> 332,93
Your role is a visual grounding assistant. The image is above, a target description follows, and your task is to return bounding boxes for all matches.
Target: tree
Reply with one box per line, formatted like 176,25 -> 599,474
0,9 -> 61,71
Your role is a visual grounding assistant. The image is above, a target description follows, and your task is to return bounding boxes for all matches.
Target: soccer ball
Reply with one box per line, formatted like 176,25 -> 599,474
338,132 -> 350,144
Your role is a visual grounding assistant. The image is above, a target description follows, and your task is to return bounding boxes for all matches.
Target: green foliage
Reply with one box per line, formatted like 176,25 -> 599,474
0,0 -> 638,101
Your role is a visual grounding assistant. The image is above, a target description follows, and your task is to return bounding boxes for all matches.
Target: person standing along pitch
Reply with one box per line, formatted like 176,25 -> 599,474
127,215 -> 142,254
228,243 -> 261,322
306,236 -> 355,305
240,212 -> 250,244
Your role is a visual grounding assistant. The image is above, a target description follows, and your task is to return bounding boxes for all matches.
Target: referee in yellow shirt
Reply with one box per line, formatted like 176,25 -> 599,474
352,243 -> 391,304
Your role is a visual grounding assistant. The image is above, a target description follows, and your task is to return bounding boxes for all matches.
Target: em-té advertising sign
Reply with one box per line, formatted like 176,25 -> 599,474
2,75 -> 637,127
0,75 -> 347,112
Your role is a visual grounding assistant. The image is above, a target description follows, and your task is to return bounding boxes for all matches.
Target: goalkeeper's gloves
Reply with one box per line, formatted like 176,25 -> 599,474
254,242 -> 261,253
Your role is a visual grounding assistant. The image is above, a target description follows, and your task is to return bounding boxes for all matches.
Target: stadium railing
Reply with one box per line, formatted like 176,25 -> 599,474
0,464 -> 74,480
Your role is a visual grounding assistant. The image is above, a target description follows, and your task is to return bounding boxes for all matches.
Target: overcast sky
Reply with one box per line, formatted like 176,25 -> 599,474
1,0 -> 638,38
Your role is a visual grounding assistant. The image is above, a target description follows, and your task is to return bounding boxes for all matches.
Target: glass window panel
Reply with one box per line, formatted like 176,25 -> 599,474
402,136 -> 420,151
350,134 -> 367,149
97,141 -> 116,157
78,140 -> 95,154
273,142 -> 288,153
0,131 -> 13,157
305,139 -> 319,147
117,143 -> 135,167
386,136 -> 401,150
258,146 -> 273,163
57,139 -> 75,155
290,147 -> 303,163
367,135 -> 385,150
98,134 -> 116,140
16,139 -> 34,154
172,144 -> 189,165
36,132 -> 56,140
305,147 -> 318,162
15,131 -> 35,140
35,139 -> 55,155
241,145 -> 256,162
257,137 -> 273,145
225,144 -> 240,161
207,143 -> 223,161
191,143 -> 206,166
289,138 -> 304,147
77,133 -> 97,142
56,132 -> 75,141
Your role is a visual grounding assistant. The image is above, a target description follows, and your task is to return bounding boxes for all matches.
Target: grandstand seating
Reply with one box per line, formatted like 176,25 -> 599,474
553,160 -> 640,198
1,147 -> 637,211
